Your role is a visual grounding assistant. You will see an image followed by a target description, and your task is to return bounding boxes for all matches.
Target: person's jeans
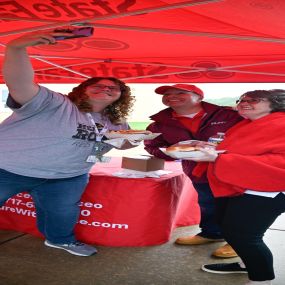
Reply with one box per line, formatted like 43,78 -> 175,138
0,168 -> 89,244
215,193 -> 285,281
192,182 -> 223,239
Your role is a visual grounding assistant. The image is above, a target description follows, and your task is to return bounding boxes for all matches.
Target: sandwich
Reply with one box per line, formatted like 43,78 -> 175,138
166,144 -> 200,152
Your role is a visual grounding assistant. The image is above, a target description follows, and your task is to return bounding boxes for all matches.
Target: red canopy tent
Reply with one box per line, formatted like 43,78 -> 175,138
0,0 -> 285,84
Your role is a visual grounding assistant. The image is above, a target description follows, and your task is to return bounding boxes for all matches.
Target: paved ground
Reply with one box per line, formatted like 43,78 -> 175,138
1,214 -> 284,285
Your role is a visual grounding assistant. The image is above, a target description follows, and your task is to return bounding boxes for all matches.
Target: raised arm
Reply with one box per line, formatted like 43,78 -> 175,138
3,32 -> 66,105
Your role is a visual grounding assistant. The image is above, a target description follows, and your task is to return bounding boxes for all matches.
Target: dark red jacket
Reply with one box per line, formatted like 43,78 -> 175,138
144,102 -> 242,183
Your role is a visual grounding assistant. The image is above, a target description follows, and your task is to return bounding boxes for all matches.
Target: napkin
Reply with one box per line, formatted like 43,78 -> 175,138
112,169 -> 172,178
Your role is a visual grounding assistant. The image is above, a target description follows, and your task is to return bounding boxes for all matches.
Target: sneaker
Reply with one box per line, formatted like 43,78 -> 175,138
44,240 -> 97,256
175,235 -> 224,245
201,262 -> 248,274
212,243 -> 238,258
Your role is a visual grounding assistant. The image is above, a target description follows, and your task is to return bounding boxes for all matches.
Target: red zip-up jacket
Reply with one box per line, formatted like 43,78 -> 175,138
144,102 -> 242,183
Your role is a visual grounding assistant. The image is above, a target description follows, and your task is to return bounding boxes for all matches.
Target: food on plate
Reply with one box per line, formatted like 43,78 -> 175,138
109,129 -> 152,135
166,144 -> 201,152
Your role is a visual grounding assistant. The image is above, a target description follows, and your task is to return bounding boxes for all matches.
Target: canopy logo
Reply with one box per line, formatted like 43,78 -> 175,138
34,38 -> 129,51
176,61 -> 235,80
0,0 -> 137,20
34,61 -> 235,82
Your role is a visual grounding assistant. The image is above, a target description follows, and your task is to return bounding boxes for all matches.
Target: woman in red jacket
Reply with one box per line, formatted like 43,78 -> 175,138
188,89 -> 285,285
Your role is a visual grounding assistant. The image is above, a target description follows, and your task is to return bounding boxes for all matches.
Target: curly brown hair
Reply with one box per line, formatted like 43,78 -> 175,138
67,77 -> 135,124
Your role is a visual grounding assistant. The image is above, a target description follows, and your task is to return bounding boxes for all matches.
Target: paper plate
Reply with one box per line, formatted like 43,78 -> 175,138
160,148 -> 225,159
105,132 -> 161,141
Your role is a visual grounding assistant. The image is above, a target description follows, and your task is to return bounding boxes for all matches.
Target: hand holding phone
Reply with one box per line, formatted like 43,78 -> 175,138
53,27 -> 94,40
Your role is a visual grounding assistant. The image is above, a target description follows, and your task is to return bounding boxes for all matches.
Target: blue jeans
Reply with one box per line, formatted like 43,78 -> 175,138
192,183 -> 223,239
0,169 -> 89,244
215,193 -> 285,281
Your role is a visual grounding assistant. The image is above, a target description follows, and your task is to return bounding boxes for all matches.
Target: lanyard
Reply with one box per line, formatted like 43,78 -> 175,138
86,113 -> 108,142
85,113 -> 112,163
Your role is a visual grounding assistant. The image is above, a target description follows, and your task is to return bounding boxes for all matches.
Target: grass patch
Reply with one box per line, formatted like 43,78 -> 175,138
129,122 -> 151,130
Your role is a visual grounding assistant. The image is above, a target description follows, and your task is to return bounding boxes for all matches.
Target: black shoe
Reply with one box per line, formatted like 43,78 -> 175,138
201,262 -> 248,274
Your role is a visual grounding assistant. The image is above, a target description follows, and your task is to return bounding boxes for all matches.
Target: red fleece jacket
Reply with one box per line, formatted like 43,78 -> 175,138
207,112 -> 285,197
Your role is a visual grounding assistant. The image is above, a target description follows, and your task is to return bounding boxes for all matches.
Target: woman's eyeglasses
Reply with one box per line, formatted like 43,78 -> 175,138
236,98 -> 267,104
90,84 -> 120,92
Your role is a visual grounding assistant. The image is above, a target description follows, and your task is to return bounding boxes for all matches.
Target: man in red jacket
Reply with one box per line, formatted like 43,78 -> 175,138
144,84 -> 242,258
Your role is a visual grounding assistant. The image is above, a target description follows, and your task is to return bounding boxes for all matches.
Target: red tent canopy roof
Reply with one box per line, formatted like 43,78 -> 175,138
0,0 -> 285,84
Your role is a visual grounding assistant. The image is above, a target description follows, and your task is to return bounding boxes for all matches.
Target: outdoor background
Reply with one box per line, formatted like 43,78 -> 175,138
1,83 -> 285,156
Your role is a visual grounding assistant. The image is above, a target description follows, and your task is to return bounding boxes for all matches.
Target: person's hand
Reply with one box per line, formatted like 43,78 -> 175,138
183,147 -> 220,162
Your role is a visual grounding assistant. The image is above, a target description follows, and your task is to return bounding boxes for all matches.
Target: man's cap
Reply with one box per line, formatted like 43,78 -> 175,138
154,84 -> 204,98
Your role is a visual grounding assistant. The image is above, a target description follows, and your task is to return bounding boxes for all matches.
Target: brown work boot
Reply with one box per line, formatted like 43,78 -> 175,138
212,243 -> 238,258
175,235 -> 224,245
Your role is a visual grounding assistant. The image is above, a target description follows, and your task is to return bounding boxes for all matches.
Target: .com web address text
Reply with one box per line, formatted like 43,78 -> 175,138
78,219 -> 128,229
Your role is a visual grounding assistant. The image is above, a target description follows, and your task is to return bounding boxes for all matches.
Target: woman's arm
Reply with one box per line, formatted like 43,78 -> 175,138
213,153 -> 285,191
3,32 -> 68,105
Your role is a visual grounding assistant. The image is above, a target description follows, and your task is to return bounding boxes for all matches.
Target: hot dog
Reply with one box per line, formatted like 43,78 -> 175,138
110,130 -> 152,135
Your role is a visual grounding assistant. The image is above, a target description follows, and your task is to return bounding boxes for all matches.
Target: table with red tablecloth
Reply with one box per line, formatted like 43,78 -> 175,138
0,158 -> 200,246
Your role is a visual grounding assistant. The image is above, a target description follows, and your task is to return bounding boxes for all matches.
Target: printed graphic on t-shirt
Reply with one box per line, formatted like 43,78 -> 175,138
72,122 -> 104,142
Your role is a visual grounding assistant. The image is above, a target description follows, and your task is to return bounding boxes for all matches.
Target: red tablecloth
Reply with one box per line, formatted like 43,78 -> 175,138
0,158 -> 200,246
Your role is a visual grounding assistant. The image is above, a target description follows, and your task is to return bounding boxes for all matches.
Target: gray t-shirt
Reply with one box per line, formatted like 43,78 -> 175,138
0,86 -> 128,178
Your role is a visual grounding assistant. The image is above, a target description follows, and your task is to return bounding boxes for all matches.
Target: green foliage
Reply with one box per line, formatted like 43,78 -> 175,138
205,97 -> 239,106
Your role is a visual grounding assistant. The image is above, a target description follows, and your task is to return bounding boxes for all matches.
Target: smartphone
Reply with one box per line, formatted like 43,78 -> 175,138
53,27 -> 94,40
